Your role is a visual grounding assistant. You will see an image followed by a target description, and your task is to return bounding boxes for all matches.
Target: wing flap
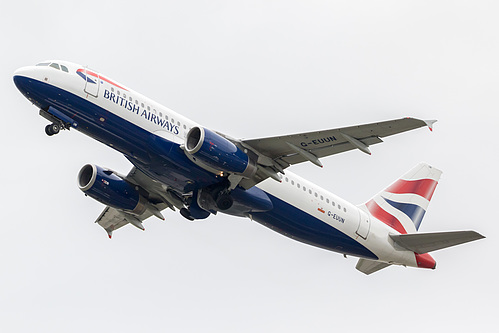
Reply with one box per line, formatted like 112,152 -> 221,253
96,207 -> 137,238
390,231 -> 485,254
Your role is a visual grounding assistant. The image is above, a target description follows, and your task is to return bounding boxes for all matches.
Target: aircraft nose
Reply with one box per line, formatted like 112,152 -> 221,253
13,66 -> 32,79
13,66 -> 36,97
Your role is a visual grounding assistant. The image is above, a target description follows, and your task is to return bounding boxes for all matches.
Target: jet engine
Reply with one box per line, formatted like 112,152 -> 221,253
77,164 -> 148,215
185,127 -> 257,178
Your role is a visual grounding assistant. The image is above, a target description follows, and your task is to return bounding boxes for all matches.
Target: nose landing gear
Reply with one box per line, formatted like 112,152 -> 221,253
40,107 -> 75,137
45,123 -> 61,136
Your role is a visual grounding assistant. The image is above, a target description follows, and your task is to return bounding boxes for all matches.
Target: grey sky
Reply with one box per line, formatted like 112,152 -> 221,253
1,1 -> 497,332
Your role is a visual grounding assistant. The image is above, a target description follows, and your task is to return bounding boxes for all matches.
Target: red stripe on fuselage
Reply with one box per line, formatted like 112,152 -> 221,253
386,179 -> 437,201
365,200 -> 407,234
77,69 -> 128,91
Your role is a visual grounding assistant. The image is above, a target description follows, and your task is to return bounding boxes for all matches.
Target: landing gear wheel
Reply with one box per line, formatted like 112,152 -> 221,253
180,208 -> 195,221
216,193 -> 233,211
45,123 -> 60,136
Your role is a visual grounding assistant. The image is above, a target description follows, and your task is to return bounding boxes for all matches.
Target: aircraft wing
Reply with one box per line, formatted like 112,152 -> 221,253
237,118 -> 435,187
242,117 -> 435,165
95,167 -> 183,238
96,206 -> 152,238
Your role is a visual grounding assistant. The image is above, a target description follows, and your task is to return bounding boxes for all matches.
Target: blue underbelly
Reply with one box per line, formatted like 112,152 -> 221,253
16,76 -> 377,258
15,76 -> 220,193
251,193 -> 378,259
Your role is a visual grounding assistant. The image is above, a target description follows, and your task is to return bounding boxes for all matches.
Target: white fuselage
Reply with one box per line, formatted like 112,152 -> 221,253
14,60 -> 422,268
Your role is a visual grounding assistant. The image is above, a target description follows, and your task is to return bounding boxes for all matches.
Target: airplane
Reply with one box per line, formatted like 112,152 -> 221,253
13,60 -> 484,274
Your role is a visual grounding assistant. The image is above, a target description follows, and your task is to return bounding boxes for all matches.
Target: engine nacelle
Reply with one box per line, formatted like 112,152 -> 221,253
77,164 -> 147,214
185,127 -> 256,177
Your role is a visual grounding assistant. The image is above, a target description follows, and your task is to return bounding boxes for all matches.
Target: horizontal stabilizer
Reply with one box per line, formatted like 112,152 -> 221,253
356,258 -> 392,275
390,231 -> 485,254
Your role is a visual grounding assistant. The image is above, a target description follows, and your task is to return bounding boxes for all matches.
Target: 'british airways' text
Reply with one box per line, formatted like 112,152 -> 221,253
103,89 -> 179,134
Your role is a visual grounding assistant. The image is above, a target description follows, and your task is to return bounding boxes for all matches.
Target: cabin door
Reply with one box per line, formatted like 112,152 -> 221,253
356,210 -> 370,239
84,67 -> 100,97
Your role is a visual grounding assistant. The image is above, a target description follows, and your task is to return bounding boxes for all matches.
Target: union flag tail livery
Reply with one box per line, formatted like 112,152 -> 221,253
13,60 -> 484,275
356,163 -> 483,274
363,163 -> 441,234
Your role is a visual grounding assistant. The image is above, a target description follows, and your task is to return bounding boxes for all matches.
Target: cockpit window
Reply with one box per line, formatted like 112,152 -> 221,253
35,62 -> 69,73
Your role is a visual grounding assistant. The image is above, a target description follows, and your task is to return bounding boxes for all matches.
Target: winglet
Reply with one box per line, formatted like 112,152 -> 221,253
424,120 -> 437,132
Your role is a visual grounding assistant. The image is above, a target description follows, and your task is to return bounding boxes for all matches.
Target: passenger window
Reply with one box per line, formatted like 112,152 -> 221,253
332,201 -> 335,206
338,204 -> 341,210
326,198 -> 330,204
50,63 -> 60,70
344,208 -> 347,212
117,90 -> 120,96
172,118 -> 175,123
291,180 -> 295,185
111,87 -> 114,92
285,177 -> 289,182
177,121 -> 180,126
315,192 -> 318,197
303,186 -> 306,191
123,93 -> 127,99
61,65 -> 69,72
141,103 -> 144,108
159,112 -> 163,117
320,195 -> 324,201
135,100 -> 138,104
129,97 -> 133,102
183,124 -> 187,129
297,183 -> 300,189
309,189 -> 312,194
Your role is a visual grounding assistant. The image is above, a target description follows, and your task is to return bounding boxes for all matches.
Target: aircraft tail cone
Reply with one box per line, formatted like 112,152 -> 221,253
415,253 -> 436,269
